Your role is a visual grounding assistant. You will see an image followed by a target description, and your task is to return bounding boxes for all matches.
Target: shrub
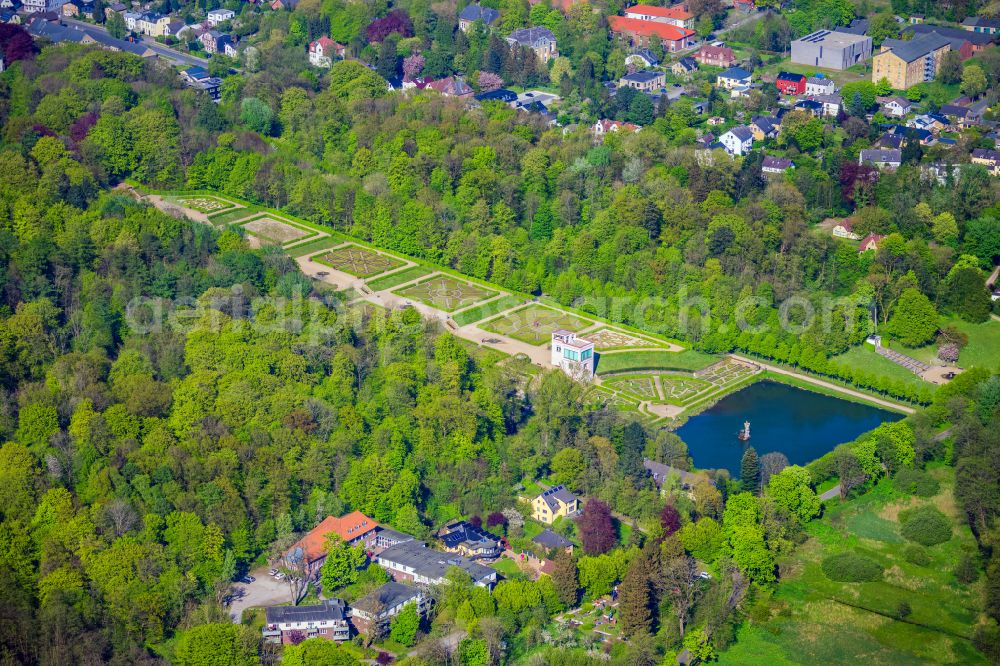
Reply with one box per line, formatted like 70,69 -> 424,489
821,551 -> 884,582
896,600 -> 912,619
937,343 -> 959,363
894,468 -> 940,497
899,506 -> 952,547
903,545 -> 930,566
954,555 -> 980,584
973,624 -> 1000,664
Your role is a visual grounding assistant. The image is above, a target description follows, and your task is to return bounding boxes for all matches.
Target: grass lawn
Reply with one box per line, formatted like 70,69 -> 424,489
490,557 -> 523,578
829,345 -> 931,392
946,317 -> 1000,371
453,295 -> 523,326
719,469 -> 988,665
909,80 -> 961,107
207,206 -> 260,226
287,236 -> 342,258
595,349 -> 718,374
365,266 -> 432,291
759,60 -> 865,87
876,317 -> 1000,372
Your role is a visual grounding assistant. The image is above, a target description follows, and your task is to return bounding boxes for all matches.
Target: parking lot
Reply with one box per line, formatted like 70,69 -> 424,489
228,567 -> 296,623
515,91 -> 560,108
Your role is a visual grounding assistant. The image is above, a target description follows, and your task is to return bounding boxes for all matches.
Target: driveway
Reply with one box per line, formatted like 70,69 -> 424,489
229,568 -> 296,623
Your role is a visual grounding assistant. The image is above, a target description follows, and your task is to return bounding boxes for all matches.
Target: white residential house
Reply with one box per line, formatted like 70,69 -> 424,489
720,125 -> 753,156
593,119 -> 641,138
308,36 -> 343,67
805,76 -> 835,95
122,10 -> 141,31
22,0 -> 63,13
815,93 -> 843,117
831,219 -> 861,240
882,97 -> 913,117
716,66 -> 751,90
551,330 -> 595,380
206,8 -> 234,26
762,156 -> 794,173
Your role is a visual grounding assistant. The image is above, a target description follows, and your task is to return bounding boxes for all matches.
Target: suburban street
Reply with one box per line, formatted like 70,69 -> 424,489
61,17 -> 208,67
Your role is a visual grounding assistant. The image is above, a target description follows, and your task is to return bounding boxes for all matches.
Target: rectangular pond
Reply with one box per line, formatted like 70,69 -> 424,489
675,380 -> 904,476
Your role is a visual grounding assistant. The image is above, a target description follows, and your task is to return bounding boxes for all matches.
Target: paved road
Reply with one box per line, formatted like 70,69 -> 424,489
62,17 -> 208,67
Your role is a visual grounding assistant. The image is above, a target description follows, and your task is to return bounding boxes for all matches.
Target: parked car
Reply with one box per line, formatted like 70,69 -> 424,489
275,572 -> 286,580
268,569 -> 279,576
698,571 -> 712,580
240,575 -> 255,584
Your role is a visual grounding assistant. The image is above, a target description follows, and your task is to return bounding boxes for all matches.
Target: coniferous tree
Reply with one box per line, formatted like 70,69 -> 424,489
741,447 -> 760,494
550,551 -> 579,607
617,552 -> 653,637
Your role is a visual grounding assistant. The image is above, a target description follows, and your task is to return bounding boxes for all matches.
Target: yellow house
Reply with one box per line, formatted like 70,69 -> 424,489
531,485 -> 579,524
872,33 -> 951,90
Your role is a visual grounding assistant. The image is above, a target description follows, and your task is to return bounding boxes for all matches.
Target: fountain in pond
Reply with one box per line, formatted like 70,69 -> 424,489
737,420 -> 751,442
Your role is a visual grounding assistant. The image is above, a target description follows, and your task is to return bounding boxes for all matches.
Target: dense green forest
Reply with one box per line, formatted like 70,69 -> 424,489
1,39 -> 999,665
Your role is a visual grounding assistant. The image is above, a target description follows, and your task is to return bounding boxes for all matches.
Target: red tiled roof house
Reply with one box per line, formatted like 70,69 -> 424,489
623,3 -> 694,29
608,15 -> 696,51
285,511 -> 379,577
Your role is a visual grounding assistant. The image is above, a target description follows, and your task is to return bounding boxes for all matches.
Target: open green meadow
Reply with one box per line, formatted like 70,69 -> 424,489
720,468 -> 986,665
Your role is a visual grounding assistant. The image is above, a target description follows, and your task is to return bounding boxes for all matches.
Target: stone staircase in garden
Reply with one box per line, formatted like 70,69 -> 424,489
869,336 -> 930,376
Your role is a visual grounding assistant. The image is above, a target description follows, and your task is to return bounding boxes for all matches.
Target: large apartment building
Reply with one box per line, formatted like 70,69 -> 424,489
872,32 -> 951,89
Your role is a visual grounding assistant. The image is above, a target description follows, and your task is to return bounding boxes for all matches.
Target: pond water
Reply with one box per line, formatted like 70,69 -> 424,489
675,380 -> 903,476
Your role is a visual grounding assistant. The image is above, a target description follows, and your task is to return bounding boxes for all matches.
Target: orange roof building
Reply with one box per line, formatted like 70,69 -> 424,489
285,511 -> 379,575
624,4 -> 695,29
608,15 -> 696,51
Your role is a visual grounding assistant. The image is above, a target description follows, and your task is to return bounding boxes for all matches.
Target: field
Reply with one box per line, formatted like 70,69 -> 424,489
480,304 -> 594,345
719,468 -> 987,665
241,216 -> 314,244
286,236 -> 342,258
392,275 -> 497,312
452,295 -> 524,326
208,207 -> 262,226
315,244 -> 404,277
595,349 -> 718,374
365,265 -> 433,291
944,317 -> 1000,370
172,195 -> 237,213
